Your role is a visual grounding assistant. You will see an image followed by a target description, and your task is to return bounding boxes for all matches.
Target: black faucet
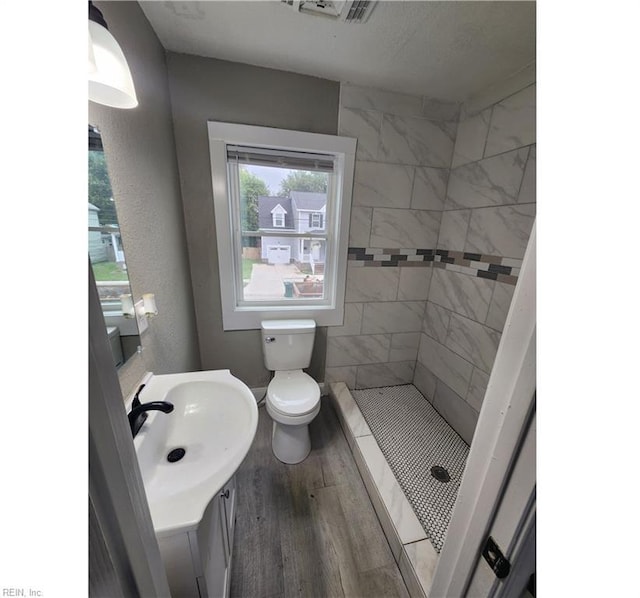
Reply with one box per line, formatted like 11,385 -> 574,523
128,384 -> 174,438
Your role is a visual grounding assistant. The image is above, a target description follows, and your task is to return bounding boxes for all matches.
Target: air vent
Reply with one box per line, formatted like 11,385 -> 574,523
343,1 -> 374,23
281,0 -> 377,23
301,1 -> 342,19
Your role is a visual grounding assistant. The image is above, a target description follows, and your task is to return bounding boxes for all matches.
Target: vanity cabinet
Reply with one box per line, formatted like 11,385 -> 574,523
157,476 -> 236,598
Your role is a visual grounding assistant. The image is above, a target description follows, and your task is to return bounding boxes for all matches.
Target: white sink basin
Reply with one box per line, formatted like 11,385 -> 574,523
133,369 -> 258,537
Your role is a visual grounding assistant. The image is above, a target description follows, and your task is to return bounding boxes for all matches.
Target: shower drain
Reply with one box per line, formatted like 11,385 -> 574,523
430,465 -> 450,483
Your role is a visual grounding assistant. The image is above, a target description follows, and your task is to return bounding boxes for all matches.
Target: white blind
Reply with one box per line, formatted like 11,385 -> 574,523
226,145 -> 335,173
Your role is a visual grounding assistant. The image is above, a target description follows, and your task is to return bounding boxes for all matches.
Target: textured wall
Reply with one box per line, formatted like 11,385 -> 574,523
166,52 -> 339,388
89,1 -> 200,399
415,83 -> 536,444
324,84 -> 459,390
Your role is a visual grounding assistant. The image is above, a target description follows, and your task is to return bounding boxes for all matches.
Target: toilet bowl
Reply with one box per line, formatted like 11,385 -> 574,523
260,319 -> 321,464
266,370 -> 321,464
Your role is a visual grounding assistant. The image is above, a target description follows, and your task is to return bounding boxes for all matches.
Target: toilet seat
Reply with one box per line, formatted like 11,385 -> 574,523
267,370 -> 320,417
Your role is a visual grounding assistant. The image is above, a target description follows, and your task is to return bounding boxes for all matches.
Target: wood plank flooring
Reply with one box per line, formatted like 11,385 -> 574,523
230,397 -> 410,598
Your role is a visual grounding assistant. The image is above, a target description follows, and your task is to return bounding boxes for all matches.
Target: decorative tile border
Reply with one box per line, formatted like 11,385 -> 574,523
347,247 -> 522,285
347,246 -> 434,267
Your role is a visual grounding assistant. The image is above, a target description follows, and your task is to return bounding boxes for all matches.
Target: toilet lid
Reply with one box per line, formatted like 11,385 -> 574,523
267,371 -> 320,416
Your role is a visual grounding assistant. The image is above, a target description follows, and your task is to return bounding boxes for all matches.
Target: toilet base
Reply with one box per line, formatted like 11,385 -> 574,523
271,421 -> 311,464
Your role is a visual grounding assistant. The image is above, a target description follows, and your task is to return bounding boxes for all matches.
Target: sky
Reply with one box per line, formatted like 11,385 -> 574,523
244,164 -> 295,196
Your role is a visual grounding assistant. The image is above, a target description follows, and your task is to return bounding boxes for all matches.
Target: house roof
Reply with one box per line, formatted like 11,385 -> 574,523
290,191 -> 326,211
257,196 -> 294,229
258,192 -> 327,230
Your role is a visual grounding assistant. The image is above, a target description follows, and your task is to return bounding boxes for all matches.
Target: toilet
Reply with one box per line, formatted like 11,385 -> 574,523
261,319 -> 321,464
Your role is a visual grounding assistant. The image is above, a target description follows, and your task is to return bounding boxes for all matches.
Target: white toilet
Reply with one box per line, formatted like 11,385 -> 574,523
261,319 -> 321,464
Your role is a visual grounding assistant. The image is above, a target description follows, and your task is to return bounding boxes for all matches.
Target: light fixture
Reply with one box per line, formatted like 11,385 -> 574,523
120,293 -> 158,320
120,294 -> 136,318
120,293 -> 135,318
88,1 -> 138,109
142,294 -> 158,318
88,28 -> 97,74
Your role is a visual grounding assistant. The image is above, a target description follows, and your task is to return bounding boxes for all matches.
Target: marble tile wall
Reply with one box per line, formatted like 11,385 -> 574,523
415,82 -> 536,442
325,84 -> 460,390
327,81 -> 535,416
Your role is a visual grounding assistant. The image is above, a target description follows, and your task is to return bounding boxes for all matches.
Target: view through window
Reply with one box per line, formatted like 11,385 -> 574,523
233,159 -> 331,304
88,141 -> 129,311
208,121 -> 356,330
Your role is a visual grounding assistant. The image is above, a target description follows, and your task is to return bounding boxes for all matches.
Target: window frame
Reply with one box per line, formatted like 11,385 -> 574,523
311,212 -> 323,229
271,205 -> 286,228
208,121 -> 356,331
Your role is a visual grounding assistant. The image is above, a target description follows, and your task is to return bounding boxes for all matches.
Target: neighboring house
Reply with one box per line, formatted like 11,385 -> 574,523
89,202 -> 126,264
257,191 -> 326,268
89,203 -> 108,263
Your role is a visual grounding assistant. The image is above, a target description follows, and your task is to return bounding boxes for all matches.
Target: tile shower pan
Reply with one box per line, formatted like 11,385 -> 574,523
351,384 -> 469,553
330,382 -> 471,598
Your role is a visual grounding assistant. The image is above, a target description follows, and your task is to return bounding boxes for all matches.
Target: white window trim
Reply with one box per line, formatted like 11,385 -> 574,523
208,121 -> 356,331
271,204 -> 287,228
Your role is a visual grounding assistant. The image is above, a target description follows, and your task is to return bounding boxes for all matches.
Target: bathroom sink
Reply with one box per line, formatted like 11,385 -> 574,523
132,369 -> 258,537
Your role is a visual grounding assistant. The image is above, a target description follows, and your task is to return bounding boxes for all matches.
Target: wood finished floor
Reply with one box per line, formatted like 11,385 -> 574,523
230,398 -> 410,598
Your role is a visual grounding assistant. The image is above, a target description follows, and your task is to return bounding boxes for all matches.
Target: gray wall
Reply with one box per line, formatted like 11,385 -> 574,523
166,52 -> 339,387
89,1 -> 200,399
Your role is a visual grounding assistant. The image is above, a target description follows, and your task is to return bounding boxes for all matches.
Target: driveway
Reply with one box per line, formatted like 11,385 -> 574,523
243,263 -> 305,300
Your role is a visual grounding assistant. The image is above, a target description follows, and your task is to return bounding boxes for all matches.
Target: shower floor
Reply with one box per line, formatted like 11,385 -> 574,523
351,384 -> 469,553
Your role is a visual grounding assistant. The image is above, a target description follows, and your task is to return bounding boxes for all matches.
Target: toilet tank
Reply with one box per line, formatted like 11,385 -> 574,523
261,319 -> 316,371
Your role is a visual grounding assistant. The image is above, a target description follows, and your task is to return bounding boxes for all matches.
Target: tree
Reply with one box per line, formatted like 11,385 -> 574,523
278,170 -> 327,197
88,150 -> 117,225
239,167 -> 270,247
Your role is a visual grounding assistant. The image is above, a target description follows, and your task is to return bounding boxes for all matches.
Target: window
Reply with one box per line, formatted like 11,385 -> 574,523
310,212 -> 323,229
208,121 -> 356,330
271,205 -> 286,228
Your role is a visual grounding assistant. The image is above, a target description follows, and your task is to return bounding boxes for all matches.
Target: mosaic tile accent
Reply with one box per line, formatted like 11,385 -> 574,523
347,247 -> 522,285
352,384 -> 469,553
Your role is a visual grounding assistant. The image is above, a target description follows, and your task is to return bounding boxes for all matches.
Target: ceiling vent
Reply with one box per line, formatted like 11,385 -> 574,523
280,1 -> 377,24
342,1 -> 375,23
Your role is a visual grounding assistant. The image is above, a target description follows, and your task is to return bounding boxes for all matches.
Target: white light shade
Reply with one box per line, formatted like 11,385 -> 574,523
142,293 -> 158,316
120,294 -> 135,317
88,29 -> 97,74
88,20 -> 138,109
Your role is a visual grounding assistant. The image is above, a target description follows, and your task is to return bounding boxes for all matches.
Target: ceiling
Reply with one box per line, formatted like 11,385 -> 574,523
140,1 -> 536,103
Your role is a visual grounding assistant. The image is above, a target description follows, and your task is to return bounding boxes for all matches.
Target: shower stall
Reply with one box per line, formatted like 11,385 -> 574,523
329,222 -> 535,597
325,80 -> 536,596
